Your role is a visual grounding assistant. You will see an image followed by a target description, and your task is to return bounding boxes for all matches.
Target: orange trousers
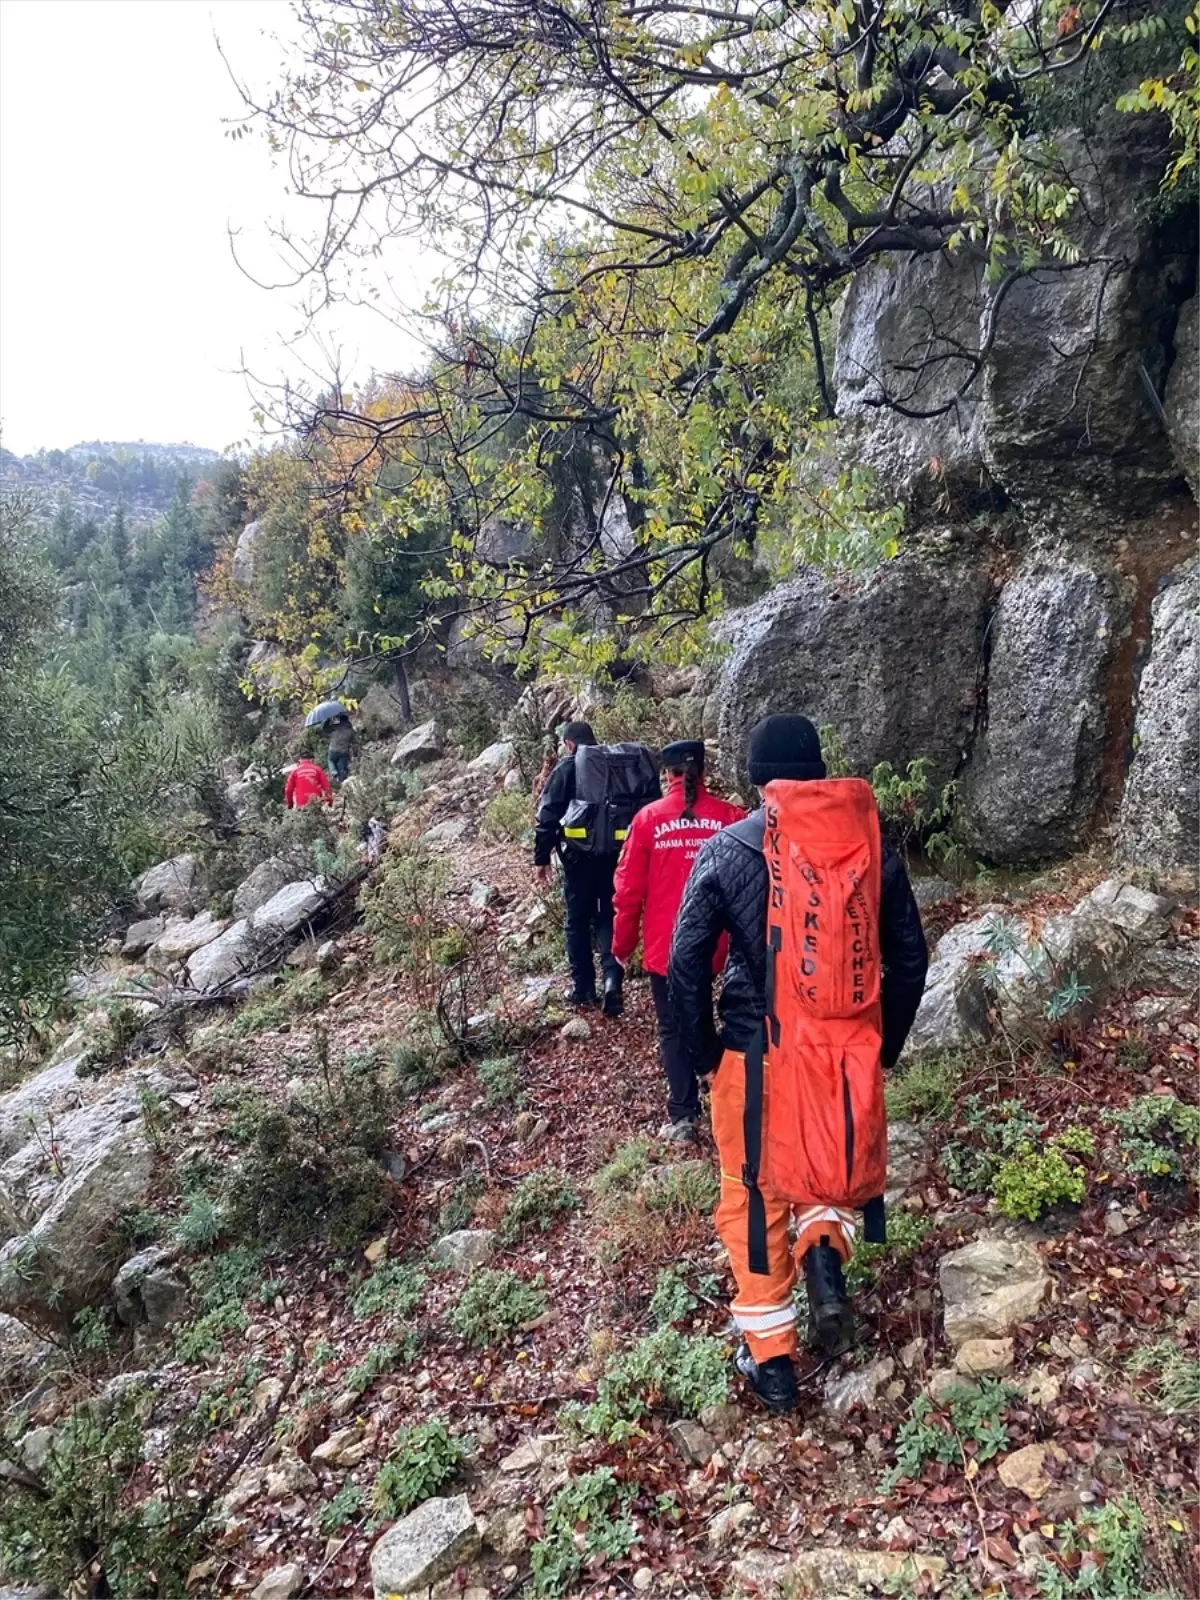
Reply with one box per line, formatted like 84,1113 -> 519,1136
711,1050 -> 857,1363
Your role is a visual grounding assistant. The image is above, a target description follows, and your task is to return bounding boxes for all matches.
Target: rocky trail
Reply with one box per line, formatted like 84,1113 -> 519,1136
0,743 -> 1197,1600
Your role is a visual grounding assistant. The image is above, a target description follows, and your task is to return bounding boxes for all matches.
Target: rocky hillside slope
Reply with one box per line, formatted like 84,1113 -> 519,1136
0,726 -> 1196,1600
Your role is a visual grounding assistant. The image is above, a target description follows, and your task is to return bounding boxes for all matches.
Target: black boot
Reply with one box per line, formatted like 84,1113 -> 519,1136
734,1344 -> 799,1415
563,986 -> 598,1008
601,969 -> 623,1018
804,1241 -> 854,1354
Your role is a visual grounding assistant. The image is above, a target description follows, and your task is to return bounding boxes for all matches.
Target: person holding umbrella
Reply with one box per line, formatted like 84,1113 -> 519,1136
305,700 -> 356,784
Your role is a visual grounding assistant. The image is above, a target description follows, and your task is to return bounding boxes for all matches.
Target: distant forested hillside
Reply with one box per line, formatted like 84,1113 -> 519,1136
0,439 -> 221,525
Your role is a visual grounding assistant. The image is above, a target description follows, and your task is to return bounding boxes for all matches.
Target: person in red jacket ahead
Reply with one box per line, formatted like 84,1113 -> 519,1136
612,740 -> 745,1143
284,757 -> 333,809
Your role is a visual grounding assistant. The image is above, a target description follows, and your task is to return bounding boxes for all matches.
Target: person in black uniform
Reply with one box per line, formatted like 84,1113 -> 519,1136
534,721 -> 625,1016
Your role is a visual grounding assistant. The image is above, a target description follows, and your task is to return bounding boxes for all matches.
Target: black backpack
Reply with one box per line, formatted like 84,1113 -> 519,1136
560,743 -> 661,855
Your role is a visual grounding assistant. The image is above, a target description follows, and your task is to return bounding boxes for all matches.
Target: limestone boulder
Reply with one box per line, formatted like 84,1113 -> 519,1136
468,740 -> 515,773
112,1246 -> 187,1329
0,1312 -> 55,1390
1164,292 -> 1198,498
1117,558 -> 1199,875
959,563 -> 1122,861
146,910 -> 228,970
369,1494 -> 480,1600
0,1055 -> 86,1159
354,683 -> 407,740
134,854 -> 202,916
0,1068 -> 187,1315
423,817 -> 470,849
251,878 -> 330,937
769,1548 -> 946,1597
186,919 -> 258,992
121,917 -> 165,958
824,1355 -> 895,1418
231,519 -> 263,588
902,914 -> 996,1059
716,553 -> 992,793
432,1230 -> 497,1271
232,858 -> 295,919
391,720 -> 444,769
940,1238 -> 1049,1345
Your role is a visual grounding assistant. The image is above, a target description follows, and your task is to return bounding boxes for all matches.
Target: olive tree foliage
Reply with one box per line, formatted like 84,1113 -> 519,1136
234,0 -> 1193,666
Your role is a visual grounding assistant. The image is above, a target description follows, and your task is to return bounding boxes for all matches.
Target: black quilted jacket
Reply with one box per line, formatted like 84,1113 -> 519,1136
667,810 -> 929,1076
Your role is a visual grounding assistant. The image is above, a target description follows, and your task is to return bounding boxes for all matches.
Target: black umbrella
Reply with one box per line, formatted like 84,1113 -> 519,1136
304,700 -> 350,729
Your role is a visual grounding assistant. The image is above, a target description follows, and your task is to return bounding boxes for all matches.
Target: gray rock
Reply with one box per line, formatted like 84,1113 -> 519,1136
503,768 -> 523,792
902,914 -> 996,1058
232,857 -> 295,918
146,910 -> 228,969
250,1564 -> 304,1600
940,1238 -> 1049,1346
251,878 -> 329,936
1133,941 -> 1200,998
910,876 -> 957,912
1118,558 -> 1199,874
468,880 -> 496,910
499,1435 -> 560,1473
836,127 -> 1189,526
990,907 -> 1129,1039
716,554 -> 991,794
432,1229 -> 497,1271
886,1122 -> 926,1200
185,919 -> 257,992
113,1247 -> 187,1329
422,817 -> 470,848
668,1418 -> 716,1467
774,1549 -> 946,1595
264,1453 -> 317,1500
468,740 -> 515,773
1165,292 -> 1198,497
391,720 -> 444,769
0,1056 -> 85,1159
560,1016 -> 591,1042
122,917 -> 165,958
231,519 -> 262,588
0,1313 -> 55,1388
0,1098 -> 155,1318
15,1425 -> 55,1474
1080,878 -> 1173,940
354,683 -> 407,740
954,1337 -> 1015,1377
369,1493 -> 480,1599
959,564 -> 1119,861
134,854 -> 202,916
825,1355 -> 895,1417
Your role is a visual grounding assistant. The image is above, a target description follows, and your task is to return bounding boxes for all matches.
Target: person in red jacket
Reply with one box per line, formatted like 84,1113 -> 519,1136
284,757 -> 333,809
612,740 -> 745,1143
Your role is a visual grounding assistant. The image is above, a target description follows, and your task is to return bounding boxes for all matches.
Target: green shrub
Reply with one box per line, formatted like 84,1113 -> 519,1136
232,969 -> 329,1038
70,1307 -> 112,1354
315,1481 -> 364,1535
173,1246 -> 263,1363
846,1210 -> 931,1293
75,1002 -> 147,1079
1035,1497 -> 1147,1599
940,1094 -> 1042,1194
178,1192 -> 223,1250
885,1053 -> 963,1123
372,1420 -> 465,1519
483,789 -> 532,841
641,1159 -> 719,1216
437,1170 -> 483,1235
0,1387 -> 203,1597
649,1265 -> 698,1326
593,1137 -> 653,1197
993,1146 -> 1087,1221
224,1052 -> 397,1249
348,1341 -> 413,1396
449,1268 -> 545,1347
564,1327 -> 729,1441
114,1206 -> 164,1248
476,1054 -> 524,1108
1106,1094 -> 1199,1181
529,1468 -> 636,1598
352,1261 -> 427,1320
882,1378 -> 1013,1491
431,926 -> 471,968
498,1168 -> 579,1244
360,844 -> 450,982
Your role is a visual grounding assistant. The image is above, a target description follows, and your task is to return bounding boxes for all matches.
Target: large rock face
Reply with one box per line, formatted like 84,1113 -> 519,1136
1165,293 -> 1198,497
835,127 -> 1194,525
959,563 -> 1122,860
717,552 -> 991,790
134,854 -> 203,916
1118,558 -> 1199,873
232,519 -> 263,587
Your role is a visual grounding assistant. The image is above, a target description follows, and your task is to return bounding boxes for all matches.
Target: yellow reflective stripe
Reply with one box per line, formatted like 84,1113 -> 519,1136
614,828 -> 628,840
563,827 -> 588,838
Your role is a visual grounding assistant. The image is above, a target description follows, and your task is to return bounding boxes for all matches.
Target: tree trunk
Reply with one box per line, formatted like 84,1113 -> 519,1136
391,658 -> 413,724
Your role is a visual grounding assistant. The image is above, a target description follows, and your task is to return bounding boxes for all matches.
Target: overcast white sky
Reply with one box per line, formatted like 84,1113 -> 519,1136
0,0 -> 425,456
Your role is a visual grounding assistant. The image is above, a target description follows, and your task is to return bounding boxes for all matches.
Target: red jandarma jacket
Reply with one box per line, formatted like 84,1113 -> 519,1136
612,777 -> 745,975
285,760 -> 333,809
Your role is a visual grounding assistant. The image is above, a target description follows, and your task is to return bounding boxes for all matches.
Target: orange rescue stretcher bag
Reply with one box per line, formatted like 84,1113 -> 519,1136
741,777 -> 888,1274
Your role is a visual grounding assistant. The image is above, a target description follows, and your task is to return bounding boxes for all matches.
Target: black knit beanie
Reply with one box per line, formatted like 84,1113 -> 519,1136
661,739 -> 705,771
563,720 -> 596,747
747,714 -> 826,785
